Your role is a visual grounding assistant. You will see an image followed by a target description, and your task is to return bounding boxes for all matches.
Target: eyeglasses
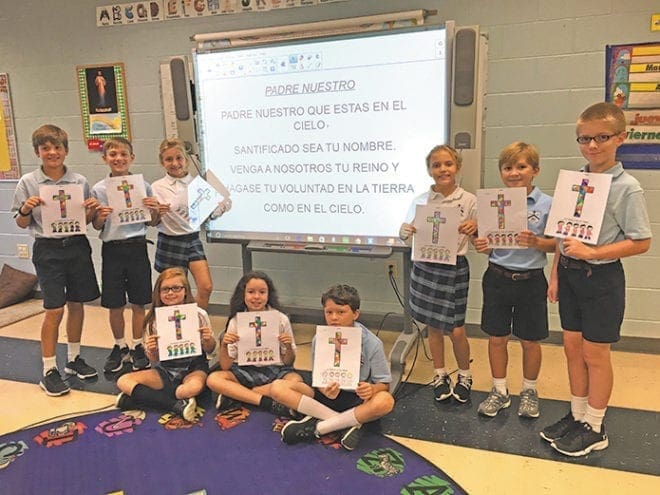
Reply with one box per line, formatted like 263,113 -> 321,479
159,285 -> 185,294
576,133 -> 620,145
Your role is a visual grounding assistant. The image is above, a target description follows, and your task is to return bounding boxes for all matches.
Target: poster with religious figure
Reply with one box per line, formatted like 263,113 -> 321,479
187,174 -> 230,230
411,204 -> 460,265
544,170 -> 612,245
105,174 -> 149,225
155,303 -> 202,361
236,310 -> 282,366
477,187 -> 528,249
312,325 -> 362,390
39,184 -> 87,237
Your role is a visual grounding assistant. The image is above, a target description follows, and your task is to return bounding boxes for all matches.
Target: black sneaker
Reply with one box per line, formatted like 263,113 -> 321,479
64,356 -> 98,379
551,422 -> 609,457
540,411 -> 579,443
452,374 -> 472,403
269,400 -> 296,418
340,425 -> 363,451
433,374 -> 452,401
130,344 -> 151,371
39,368 -> 70,396
215,393 -> 240,411
115,392 -> 138,410
281,416 -> 319,445
173,397 -> 197,422
103,345 -> 129,373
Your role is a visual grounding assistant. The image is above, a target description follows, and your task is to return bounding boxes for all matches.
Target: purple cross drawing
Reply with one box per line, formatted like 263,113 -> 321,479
572,179 -> 594,218
328,331 -> 348,367
249,316 -> 267,347
168,309 -> 186,340
52,189 -> 71,219
426,211 -> 447,244
490,193 -> 511,229
116,180 -> 134,208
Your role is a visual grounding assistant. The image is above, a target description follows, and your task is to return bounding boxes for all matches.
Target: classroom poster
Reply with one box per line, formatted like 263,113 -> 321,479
235,310 -> 282,366
411,204 -> 460,265
155,303 -> 202,361
476,187 -> 527,249
39,184 -> 87,237
105,174 -> 149,226
0,73 -> 20,180
312,325 -> 361,390
544,170 -> 612,245
187,175 -> 227,230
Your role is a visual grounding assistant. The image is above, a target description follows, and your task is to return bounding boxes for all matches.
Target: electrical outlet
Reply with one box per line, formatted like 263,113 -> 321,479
385,260 -> 398,278
17,244 -> 30,259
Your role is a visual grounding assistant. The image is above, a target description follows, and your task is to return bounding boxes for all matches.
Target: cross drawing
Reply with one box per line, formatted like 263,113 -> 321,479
168,309 -> 186,340
190,187 -> 212,210
249,316 -> 267,347
52,189 -> 72,219
572,179 -> 594,218
116,180 -> 134,208
490,193 -> 511,229
426,211 -> 447,244
328,331 -> 348,367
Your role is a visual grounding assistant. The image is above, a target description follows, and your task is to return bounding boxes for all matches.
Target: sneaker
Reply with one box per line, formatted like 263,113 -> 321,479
477,388 -> 511,417
433,374 -> 453,401
130,344 -> 151,371
173,397 -> 197,422
64,356 -> 98,379
340,425 -> 363,451
115,392 -> 138,410
518,388 -> 540,418
269,400 -> 296,418
540,411 -> 579,443
551,422 -> 609,457
452,374 -> 472,403
103,345 -> 129,373
39,368 -> 70,396
215,393 -> 240,411
281,416 -> 319,445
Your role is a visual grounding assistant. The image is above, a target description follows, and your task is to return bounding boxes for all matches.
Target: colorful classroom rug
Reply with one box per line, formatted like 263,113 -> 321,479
0,404 -> 466,495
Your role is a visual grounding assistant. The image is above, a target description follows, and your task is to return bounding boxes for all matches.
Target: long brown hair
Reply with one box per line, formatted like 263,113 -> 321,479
143,267 -> 195,334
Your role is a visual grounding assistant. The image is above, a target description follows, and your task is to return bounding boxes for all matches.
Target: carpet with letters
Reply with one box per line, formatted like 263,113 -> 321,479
0,402 -> 465,495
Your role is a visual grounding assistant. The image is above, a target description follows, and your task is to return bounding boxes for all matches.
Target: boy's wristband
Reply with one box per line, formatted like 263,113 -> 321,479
17,204 -> 31,217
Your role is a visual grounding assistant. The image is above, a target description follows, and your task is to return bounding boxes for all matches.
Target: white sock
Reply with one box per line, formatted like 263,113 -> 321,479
570,395 -> 588,421
492,377 -> 507,395
522,378 -> 537,391
43,356 -> 57,375
67,343 -> 81,362
434,368 -> 447,379
115,338 -> 127,348
583,404 -> 607,433
458,368 -> 472,379
133,337 -> 144,348
296,394 -> 337,421
316,408 -> 359,436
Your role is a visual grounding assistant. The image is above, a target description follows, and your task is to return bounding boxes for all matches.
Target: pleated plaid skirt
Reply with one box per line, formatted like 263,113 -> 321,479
409,256 -> 469,331
155,232 -> 206,272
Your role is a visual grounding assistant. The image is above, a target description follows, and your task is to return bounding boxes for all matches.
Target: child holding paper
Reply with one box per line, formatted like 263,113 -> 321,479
473,142 -> 555,418
398,145 -> 477,404
116,267 -> 216,422
206,271 -> 303,417
92,137 -> 160,373
542,103 -> 651,456
272,284 -> 394,451
12,124 -> 101,396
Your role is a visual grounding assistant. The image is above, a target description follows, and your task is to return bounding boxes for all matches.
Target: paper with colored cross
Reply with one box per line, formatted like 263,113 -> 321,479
313,325 -> 362,390
105,174 -> 149,226
411,204 -> 460,265
544,170 -> 612,245
39,184 -> 87,237
476,187 -> 527,250
235,310 -> 282,367
187,174 -> 227,231
155,303 -> 202,362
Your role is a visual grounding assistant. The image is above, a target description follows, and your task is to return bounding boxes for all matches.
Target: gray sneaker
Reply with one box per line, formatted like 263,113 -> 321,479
518,388 -> 540,418
477,388 -> 511,417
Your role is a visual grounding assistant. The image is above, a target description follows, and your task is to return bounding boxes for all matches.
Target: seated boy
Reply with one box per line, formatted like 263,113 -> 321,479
271,284 -> 395,451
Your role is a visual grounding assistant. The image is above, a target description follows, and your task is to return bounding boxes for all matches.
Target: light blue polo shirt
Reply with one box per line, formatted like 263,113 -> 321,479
559,163 -> 652,264
489,186 -> 553,270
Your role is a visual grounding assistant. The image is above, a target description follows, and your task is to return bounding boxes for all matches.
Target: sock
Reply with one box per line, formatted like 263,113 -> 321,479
115,338 -> 127,348
259,396 -> 274,411
570,395 -> 588,421
458,369 -> 472,379
316,408 -> 359,436
522,378 -> 537,391
43,356 -> 57,375
131,384 -> 177,411
296,395 -> 337,421
67,343 -> 81,362
434,368 -> 447,379
133,337 -> 144,348
583,404 -> 607,433
492,377 -> 507,395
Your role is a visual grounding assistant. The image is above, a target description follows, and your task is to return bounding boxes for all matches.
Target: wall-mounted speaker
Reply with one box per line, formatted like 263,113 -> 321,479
160,56 -> 198,155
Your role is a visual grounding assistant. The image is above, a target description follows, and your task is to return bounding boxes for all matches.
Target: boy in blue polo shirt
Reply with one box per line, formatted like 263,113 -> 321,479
12,124 -> 101,396
542,102 -> 652,456
473,142 -> 555,418
92,138 -> 160,373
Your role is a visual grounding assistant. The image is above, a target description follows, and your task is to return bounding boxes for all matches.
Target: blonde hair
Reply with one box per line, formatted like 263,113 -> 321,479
498,141 -> 539,170
32,124 -> 68,152
158,137 -> 188,164
426,144 -> 462,169
577,102 -> 626,134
